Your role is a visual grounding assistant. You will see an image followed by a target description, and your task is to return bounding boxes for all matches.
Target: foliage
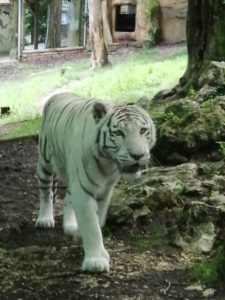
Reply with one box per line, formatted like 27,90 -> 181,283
72,48 -> 187,102
217,141 -> 225,158
24,0 -> 47,45
191,246 -> 225,284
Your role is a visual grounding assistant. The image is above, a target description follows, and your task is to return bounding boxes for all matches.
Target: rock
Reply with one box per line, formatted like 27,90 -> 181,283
0,106 -> 10,116
199,61 -> 225,87
166,152 -> 188,164
108,163 -> 200,225
154,97 -> 225,161
174,221 -> 216,253
202,288 -> 215,298
133,205 -> 150,220
172,200 -> 225,253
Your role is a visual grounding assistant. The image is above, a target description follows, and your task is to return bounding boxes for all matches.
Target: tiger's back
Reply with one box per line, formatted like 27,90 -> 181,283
38,93 -> 104,183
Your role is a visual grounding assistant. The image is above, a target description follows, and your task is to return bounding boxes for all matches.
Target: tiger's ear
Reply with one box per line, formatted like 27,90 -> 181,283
136,96 -> 150,110
92,102 -> 107,123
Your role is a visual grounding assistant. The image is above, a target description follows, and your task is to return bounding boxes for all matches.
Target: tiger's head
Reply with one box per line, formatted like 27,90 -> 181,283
92,99 -> 156,182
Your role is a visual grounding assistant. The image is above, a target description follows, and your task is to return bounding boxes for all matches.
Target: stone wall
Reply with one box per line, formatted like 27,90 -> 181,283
0,1 -> 15,54
110,0 -> 151,43
159,0 -> 187,43
109,0 -> 187,45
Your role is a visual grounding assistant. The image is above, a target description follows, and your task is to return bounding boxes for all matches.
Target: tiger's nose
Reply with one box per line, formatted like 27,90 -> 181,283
130,153 -> 144,161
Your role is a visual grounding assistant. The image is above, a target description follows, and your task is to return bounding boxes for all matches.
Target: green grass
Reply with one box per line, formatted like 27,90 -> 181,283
191,246 -> 225,284
130,229 -> 167,252
0,118 -> 41,140
72,48 -> 187,102
0,46 -> 187,138
0,59 -> 90,127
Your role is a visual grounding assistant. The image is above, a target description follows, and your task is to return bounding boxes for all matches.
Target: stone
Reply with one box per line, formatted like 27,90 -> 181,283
154,97 -> 225,161
172,200 -> 225,253
174,221 -> 216,253
166,152 -> 188,165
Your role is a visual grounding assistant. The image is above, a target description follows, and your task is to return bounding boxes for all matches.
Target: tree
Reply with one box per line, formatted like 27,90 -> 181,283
88,0 -> 109,68
155,0 -> 225,100
25,0 -> 40,49
45,0 -> 62,48
25,0 -> 48,49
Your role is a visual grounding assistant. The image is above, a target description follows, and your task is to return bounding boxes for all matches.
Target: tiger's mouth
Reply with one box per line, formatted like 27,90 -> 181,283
121,163 -> 140,174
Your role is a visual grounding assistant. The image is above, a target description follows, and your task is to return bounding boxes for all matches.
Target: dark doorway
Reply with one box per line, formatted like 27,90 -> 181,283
115,4 -> 136,32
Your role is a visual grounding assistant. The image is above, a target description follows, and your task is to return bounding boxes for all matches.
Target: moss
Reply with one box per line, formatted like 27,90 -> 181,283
146,0 -> 160,18
156,98 -> 225,157
191,246 -> 225,284
144,0 -> 160,47
130,229 -> 167,252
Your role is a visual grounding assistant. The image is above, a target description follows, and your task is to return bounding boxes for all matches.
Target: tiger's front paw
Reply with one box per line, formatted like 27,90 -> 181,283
82,257 -> 110,273
35,217 -> 55,228
102,248 -> 110,262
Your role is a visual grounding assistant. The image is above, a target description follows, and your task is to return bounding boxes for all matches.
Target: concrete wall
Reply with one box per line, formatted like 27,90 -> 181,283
109,0 -> 187,44
111,0 -> 151,43
0,2 -> 15,54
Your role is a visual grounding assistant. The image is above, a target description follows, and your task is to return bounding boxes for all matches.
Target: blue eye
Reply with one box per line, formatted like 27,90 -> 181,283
140,128 -> 148,134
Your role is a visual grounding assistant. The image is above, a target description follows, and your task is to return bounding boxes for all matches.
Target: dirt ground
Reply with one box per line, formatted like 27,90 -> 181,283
0,138 -> 224,300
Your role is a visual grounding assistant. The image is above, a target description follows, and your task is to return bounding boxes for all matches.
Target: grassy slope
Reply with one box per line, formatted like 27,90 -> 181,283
0,47 -> 187,139
73,48 -> 187,102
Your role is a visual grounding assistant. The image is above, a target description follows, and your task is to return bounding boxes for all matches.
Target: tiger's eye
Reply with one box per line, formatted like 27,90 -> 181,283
114,130 -> 124,137
140,128 -> 148,134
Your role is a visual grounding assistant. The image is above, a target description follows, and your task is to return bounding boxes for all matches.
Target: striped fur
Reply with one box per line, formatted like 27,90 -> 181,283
36,93 -> 156,273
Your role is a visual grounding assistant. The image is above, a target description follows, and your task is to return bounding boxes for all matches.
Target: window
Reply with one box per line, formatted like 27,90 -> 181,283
115,4 -> 136,32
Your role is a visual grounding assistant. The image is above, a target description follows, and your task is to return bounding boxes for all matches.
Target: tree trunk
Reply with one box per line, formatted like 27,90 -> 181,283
182,0 -> 225,90
88,0 -> 109,68
154,0 -> 225,101
102,0 -> 113,45
33,1 -> 40,49
45,0 -> 62,48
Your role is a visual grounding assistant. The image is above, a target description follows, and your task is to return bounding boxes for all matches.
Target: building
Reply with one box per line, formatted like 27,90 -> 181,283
0,0 -> 187,60
0,0 -> 18,58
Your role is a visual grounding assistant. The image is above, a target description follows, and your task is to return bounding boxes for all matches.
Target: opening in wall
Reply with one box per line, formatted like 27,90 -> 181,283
115,4 -> 136,32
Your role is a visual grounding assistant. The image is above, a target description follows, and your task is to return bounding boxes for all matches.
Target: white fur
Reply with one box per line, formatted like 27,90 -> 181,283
36,93 -> 156,273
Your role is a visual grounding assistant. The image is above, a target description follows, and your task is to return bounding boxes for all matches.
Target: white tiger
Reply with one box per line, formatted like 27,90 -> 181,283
36,93 -> 156,273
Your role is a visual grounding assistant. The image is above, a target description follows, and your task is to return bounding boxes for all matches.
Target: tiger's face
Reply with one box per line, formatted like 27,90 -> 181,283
93,102 -> 156,182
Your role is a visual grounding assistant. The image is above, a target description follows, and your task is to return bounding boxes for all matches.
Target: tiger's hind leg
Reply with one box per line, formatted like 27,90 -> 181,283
36,161 -> 55,228
63,191 -> 80,241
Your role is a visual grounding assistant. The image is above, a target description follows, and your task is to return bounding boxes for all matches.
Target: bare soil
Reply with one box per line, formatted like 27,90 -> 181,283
0,138 -> 224,300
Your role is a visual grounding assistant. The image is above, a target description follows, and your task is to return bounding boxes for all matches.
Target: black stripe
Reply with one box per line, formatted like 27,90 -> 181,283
42,166 -> 52,176
77,168 -> 95,198
76,99 -> 94,118
92,153 -> 107,176
37,174 -> 52,185
82,157 -> 100,187
42,136 -> 50,164
55,101 -> 73,126
96,127 -> 101,144
102,131 -> 118,150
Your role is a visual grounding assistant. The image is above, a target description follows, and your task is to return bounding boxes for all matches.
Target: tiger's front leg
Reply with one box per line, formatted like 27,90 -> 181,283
36,162 -> 55,228
71,186 -> 110,273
